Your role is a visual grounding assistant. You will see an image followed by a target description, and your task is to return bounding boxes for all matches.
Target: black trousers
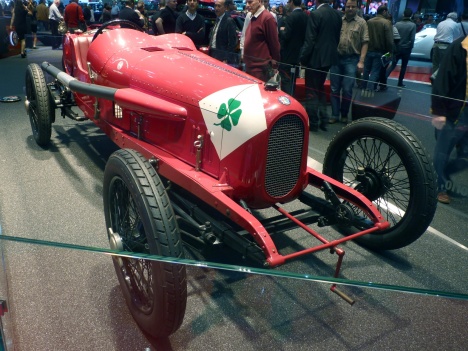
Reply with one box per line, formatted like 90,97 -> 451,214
49,20 -> 62,49
304,66 -> 330,127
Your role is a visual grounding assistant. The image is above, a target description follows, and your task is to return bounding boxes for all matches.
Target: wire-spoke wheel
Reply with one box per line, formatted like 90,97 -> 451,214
323,117 -> 437,250
103,149 -> 187,339
25,63 -> 54,146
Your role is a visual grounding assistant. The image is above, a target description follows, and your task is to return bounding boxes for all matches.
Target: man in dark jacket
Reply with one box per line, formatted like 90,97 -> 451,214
385,8 -> 416,87
118,0 -> 144,28
300,0 -> 342,132
83,4 -> 91,25
156,0 -> 178,34
431,36 -> 468,204
361,5 -> 393,91
278,0 -> 308,95
209,0 -> 238,65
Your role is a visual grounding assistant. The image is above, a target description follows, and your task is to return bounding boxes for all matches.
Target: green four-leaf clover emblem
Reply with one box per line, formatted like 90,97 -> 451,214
214,98 -> 242,131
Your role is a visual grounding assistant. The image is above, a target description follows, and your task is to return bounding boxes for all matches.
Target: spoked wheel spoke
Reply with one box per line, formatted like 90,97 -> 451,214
323,118 -> 437,250
121,258 -> 154,313
343,137 -> 410,227
109,178 -> 154,312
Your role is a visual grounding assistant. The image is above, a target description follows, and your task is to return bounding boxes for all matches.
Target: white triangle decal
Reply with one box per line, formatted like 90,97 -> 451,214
199,84 -> 267,160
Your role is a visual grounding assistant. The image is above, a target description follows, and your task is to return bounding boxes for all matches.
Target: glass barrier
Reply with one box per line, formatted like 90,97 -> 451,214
0,238 -> 467,350
1,22 -> 468,349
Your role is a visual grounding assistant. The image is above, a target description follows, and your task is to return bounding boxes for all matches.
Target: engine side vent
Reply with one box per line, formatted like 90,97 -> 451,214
265,114 -> 304,198
142,47 -> 164,52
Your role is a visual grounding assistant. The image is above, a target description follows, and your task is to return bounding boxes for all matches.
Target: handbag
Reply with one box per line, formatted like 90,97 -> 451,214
58,21 -> 67,34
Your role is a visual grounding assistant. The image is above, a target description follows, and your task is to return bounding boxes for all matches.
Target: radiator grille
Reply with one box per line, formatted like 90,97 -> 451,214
265,114 -> 304,198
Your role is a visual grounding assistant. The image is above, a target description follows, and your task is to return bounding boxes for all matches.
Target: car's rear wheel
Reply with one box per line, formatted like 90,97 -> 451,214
25,63 -> 54,146
323,117 -> 437,250
103,149 -> 187,339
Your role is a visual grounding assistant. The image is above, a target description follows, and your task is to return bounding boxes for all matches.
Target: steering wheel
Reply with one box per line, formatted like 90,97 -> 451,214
92,19 -> 145,42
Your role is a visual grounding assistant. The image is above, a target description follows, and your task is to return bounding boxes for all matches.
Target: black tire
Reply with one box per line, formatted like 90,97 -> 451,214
323,117 -> 437,250
25,63 -> 54,146
103,149 -> 187,339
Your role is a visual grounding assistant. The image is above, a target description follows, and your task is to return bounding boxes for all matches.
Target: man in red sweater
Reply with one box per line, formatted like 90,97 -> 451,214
243,0 -> 280,82
63,0 -> 85,33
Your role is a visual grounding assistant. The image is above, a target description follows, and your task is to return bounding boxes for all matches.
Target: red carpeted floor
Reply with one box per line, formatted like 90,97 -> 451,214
388,64 -> 432,84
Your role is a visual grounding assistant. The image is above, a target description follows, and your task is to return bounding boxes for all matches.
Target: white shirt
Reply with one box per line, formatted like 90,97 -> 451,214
49,3 -> 63,21
434,18 -> 463,43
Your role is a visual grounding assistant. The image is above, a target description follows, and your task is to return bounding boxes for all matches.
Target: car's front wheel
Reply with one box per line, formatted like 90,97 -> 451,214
103,149 -> 187,339
323,117 -> 437,250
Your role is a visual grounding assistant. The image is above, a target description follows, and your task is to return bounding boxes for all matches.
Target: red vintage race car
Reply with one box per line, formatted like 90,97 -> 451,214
24,20 -> 437,340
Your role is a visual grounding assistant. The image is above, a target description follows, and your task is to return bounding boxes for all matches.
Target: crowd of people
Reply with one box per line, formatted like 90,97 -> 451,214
5,0 -> 468,204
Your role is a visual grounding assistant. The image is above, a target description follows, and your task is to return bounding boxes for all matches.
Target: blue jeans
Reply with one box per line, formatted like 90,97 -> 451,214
362,51 -> 383,90
330,55 -> 359,118
433,108 -> 468,192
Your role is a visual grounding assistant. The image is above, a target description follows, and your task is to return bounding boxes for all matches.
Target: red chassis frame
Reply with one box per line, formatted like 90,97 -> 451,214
42,28 -> 392,303
98,121 -> 389,303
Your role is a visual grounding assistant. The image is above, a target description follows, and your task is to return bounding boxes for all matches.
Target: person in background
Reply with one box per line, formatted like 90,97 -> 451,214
209,0 -> 238,66
176,0 -> 205,47
378,12 -> 399,91
10,0 -> 31,58
276,3 -> 284,27
361,5 -> 393,92
225,0 -> 238,15
118,0 -> 144,28
278,0 -> 308,96
265,0 -> 276,22
330,0 -> 368,124
414,16 -> 424,33
461,11 -> 468,37
431,35 -> 468,204
83,3 -> 92,25
135,0 -> 148,32
57,0 -> 64,15
88,4 -> 95,23
156,0 -> 178,34
101,3 -> 112,23
36,0 -> 49,31
48,0 -> 63,49
27,0 -> 38,49
432,12 -> 462,74
385,8 -> 416,88
151,0 -> 164,34
424,14 -> 434,26
300,0 -> 342,131
243,0 -> 280,82
239,4 -> 251,60
64,0 -> 85,33
111,0 -> 119,19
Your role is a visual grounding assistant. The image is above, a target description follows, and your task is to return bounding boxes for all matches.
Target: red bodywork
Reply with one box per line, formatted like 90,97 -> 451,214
60,29 -> 389,269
